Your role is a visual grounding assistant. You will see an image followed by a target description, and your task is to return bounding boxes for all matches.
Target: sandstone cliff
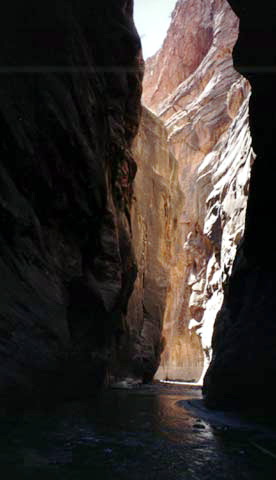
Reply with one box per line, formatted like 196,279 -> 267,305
0,0 -> 143,405
142,0 -> 254,381
203,1 -> 276,409
122,107 -> 183,382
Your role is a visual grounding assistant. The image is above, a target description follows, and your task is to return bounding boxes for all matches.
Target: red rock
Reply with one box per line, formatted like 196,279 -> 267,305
139,0 -> 254,381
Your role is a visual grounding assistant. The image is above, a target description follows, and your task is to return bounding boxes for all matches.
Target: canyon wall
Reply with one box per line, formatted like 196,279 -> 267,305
120,108 -> 183,382
0,0 -> 144,405
1,0 -> 272,409
203,1 -> 276,409
142,0 -> 254,381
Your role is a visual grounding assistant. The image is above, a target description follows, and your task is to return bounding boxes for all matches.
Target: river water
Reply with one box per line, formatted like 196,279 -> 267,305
1,383 -> 276,479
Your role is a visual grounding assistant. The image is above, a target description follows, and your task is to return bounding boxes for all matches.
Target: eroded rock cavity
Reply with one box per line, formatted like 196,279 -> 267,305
135,0 -> 254,381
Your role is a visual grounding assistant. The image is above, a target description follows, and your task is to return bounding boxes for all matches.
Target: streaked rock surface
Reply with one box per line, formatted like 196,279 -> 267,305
125,107 -> 184,381
203,0 -> 276,409
142,0 -> 254,381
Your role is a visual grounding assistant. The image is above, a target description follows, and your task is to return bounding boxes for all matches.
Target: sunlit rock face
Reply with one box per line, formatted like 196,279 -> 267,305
0,0 -> 143,405
204,1 -> 276,409
122,107 -> 184,382
142,0 -> 254,381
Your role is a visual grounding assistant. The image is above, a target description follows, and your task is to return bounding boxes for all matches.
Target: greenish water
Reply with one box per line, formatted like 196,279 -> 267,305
0,383 -> 276,479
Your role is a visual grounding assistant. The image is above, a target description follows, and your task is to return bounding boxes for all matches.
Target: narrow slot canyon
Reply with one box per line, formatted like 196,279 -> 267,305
0,0 -> 276,478
130,0 -> 253,386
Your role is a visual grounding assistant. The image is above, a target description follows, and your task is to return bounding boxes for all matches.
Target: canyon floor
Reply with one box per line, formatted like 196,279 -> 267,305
1,383 -> 275,479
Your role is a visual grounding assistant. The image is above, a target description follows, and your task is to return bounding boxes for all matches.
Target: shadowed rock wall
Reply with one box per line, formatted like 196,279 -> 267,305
0,0 -> 143,405
203,1 -> 276,409
142,0 -> 253,381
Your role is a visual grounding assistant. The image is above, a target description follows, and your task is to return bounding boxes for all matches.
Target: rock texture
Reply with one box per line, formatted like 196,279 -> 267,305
142,0 -> 254,381
0,0 -> 143,405
203,1 -> 276,409
123,107 -> 183,382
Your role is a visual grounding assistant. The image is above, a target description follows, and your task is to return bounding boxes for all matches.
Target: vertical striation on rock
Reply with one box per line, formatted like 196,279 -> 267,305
203,1 -> 276,409
0,0 -> 143,405
141,0 -> 254,381
122,107 -> 184,382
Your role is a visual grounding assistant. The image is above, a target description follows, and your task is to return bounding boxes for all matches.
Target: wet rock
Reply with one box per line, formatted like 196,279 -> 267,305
110,377 -> 142,389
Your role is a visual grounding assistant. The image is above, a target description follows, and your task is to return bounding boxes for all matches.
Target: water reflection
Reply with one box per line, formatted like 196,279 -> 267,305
0,384 -> 275,479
